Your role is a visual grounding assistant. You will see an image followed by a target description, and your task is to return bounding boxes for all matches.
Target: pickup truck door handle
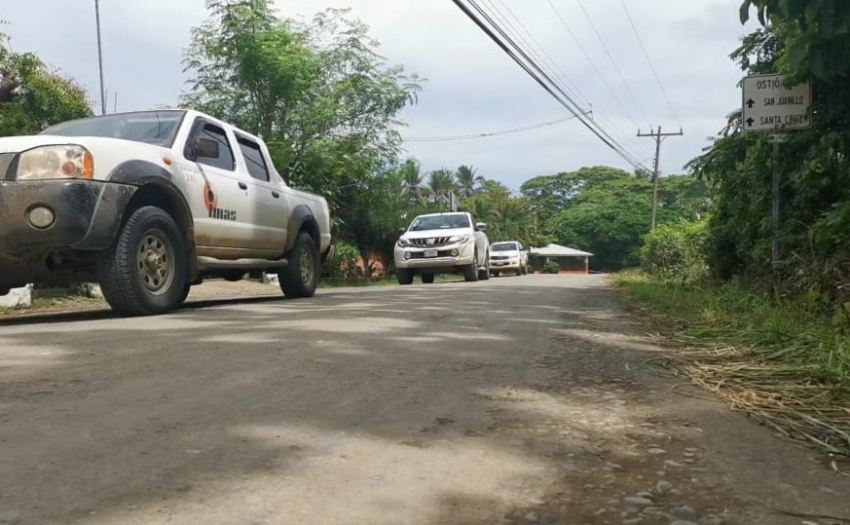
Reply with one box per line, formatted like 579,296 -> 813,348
271,191 -> 280,198
238,182 -> 248,190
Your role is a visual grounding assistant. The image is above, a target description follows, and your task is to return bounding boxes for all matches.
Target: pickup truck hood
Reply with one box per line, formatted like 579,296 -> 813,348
402,228 -> 471,241
0,134 -> 169,155
492,250 -> 520,256
0,135 -> 75,154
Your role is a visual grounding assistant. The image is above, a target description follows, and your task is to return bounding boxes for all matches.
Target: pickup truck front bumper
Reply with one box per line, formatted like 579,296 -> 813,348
0,179 -> 136,258
393,240 -> 475,272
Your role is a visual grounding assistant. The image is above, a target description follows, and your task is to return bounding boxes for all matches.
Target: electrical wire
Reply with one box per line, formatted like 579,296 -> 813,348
572,0 -> 652,127
402,113 -> 584,142
485,0 -> 647,157
617,0 -> 682,127
452,0 -> 648,170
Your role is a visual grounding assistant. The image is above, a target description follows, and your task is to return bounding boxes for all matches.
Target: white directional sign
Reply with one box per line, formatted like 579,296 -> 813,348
742,73 -> 812,132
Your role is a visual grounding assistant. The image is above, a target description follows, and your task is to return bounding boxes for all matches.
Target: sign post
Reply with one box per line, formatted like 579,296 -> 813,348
741,73 -> 812,265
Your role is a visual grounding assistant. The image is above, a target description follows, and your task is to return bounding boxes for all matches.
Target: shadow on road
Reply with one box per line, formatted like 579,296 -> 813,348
0,275 -> 843,524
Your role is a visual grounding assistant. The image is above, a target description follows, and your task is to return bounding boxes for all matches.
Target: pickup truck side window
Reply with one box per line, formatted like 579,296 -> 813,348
193,123 -> 235,171
236,136 -> 270,182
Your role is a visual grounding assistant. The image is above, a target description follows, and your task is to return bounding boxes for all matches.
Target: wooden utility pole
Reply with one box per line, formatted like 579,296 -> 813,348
637,126 -> 683,230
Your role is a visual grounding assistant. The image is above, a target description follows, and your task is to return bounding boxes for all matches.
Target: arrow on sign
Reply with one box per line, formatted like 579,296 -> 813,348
746,99 -> 755,108
745,117 -> 755,127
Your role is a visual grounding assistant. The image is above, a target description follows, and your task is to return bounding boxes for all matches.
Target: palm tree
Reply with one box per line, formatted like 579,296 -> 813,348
454,165 -> 484,198
399,159 -> 428,209
427,168 -> 457,208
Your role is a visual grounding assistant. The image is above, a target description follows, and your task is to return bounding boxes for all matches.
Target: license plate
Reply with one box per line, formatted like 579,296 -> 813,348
423,250 -> 438,258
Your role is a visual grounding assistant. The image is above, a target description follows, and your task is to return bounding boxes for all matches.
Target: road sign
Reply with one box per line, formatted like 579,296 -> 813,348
741,73 -> 812,132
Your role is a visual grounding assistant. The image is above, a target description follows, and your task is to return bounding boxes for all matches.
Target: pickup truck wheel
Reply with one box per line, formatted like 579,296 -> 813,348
96,205 -> 188,316
479,254 -> 490,280
279,231 -> 319,298
421,273 -> 435,284
397,269 -> 414,285
463,252 -> 479,282
0,288 -> 9,296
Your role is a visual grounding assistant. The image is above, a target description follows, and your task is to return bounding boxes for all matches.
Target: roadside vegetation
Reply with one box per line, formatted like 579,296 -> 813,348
615,0 -> 850,457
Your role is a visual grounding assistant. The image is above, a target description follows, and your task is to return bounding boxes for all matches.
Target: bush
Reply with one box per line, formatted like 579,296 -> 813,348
543,260 -> 561,274
327,242 -> 365,282
641,220 -> 709,283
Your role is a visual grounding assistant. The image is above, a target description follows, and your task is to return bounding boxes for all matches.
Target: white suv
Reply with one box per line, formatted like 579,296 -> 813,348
394,211 -> 490,284
489,241 -> 529,276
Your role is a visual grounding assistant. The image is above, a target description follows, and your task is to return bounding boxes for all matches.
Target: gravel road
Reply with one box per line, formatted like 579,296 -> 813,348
0,275 -> 847,525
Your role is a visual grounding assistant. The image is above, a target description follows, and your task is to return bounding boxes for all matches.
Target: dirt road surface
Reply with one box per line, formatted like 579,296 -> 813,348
0,275 -> 847,525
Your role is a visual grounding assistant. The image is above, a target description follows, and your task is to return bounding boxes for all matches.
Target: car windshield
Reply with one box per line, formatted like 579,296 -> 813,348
40,110 -> 185,147
491,242 -> 519,252
408,214 -> 470,231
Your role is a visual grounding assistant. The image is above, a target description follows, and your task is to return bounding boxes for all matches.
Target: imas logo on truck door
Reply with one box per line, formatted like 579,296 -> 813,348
203,182 -> 237,221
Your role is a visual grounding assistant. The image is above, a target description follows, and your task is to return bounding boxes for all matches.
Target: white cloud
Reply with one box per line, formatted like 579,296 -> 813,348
3,0 -> 759,190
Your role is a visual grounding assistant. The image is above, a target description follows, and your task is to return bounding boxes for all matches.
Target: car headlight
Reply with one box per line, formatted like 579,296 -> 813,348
397,238 -> 411,248
448,234 -> 470,244
16,145 -> 94,181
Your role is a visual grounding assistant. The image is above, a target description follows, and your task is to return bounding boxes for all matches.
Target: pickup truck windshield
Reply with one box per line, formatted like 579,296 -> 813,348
491,242 -> 519,251
40,110 -> 185,147
409,214 -> 470,231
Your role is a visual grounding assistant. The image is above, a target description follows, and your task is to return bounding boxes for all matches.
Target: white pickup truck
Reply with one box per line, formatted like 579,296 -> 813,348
393,211 -> 490,284
0,109 -> 334,316
488,240 -> 529,276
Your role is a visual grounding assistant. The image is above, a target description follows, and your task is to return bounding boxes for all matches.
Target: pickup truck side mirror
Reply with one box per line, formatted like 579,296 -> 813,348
476,222 -> 487,231
193,137 -> 219,159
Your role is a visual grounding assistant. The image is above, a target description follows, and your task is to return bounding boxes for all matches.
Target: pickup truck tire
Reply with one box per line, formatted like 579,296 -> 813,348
421,273 -> 435,284
279,231 -> 319,298
0,288 -> 9,297
463,252 -> 479,282
96,205 -> 189,316
478,254 -> 490,280
397,269 -> 414,285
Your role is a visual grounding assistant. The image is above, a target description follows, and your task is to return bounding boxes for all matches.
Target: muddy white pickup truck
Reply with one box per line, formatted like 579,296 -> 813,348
0,109 -> 334,316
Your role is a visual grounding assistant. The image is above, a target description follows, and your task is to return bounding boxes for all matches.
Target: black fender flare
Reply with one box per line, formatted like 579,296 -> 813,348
285,204 -> 319,252
107,160 -> 194,228
106,160 -> 198,277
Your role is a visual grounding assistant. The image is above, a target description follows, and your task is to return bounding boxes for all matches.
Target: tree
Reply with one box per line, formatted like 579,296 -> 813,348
399,158 -> 429,209
454,165 -> 484,198
0,26 -> 92,136
426,168 -> 456,207
181,0 -> 423,230
685,0 -> 850,297
520,166 -> 632,226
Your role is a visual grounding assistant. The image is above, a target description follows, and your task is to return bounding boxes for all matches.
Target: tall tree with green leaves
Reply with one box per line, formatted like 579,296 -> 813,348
685,0 -> 850,294
0,26 -> 92,136
181,0 -> 423,227
454,164 -> 484,198
427,168 -> 456,207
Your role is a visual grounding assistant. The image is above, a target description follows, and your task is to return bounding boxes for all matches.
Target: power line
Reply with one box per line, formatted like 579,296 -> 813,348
617,0 -> 682,127
452,0 -> 647,170
543,0 -> 643,133
572,0 -> 651,127
485,0 -> 647,157
403,113 -> 585,142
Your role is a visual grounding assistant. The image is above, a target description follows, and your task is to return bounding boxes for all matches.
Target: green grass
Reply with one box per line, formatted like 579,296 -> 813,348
612,271 -> 850,387
613,271 -> 850,455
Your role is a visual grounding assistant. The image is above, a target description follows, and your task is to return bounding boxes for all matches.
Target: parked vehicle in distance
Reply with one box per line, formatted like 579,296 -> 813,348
489,240 -> 528,276
0,109 -> 334,316
393,211 -> 490,284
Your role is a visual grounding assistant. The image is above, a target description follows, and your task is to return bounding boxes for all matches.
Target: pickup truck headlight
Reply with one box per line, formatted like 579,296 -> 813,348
448,234 -> 470,244
397,238 -> 411,248
16,145 -> 94,181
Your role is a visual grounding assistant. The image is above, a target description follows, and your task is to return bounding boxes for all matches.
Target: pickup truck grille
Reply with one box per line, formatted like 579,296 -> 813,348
491,255 -> 511,261
0,153 -> 15,179
410,237 -> 451,247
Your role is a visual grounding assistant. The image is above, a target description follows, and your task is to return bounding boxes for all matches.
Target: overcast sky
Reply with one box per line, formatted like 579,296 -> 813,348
3,0 -> 758,190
